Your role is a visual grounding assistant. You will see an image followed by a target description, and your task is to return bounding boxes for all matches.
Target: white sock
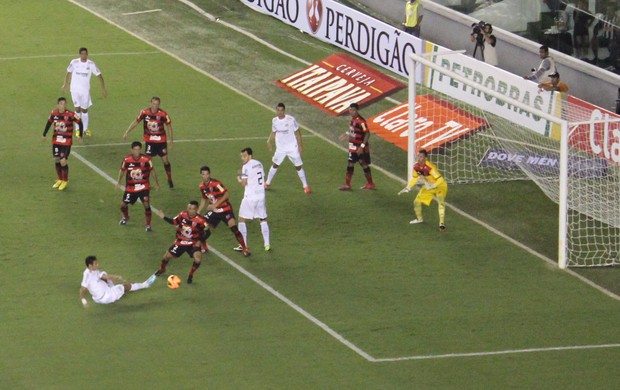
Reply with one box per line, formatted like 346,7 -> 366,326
81,112 -> 89,130
130,282 -> 148,291
266,166 -> 277,185
260,221 -> 270,247
238,222 -> 248,246
297,168 -> 308,187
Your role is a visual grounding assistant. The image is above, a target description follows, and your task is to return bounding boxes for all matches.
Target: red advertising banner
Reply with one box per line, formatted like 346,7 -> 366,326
567,96 -> 620,164
367,96 -> 488,152
276,53 -> 405,116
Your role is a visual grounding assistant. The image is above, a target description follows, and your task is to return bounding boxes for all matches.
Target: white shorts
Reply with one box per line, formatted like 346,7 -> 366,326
70,89 -> 93,109
272,148 -> 303,167
239,198 -> 267,220
93,284 -> 125,304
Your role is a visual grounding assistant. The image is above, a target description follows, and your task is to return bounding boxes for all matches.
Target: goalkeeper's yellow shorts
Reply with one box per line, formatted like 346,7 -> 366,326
415,182 -> 448,206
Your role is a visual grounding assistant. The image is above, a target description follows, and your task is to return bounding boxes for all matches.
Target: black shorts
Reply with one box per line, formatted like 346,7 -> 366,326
145,142 -> 168,157
122,190 -> 150,205
204,210 -> 236,228
168,243 -> 198,258
53,145 -> 71,159
348,151 -> 371,165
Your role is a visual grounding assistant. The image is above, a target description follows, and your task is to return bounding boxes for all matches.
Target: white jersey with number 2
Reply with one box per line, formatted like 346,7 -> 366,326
242,158 -> 265,200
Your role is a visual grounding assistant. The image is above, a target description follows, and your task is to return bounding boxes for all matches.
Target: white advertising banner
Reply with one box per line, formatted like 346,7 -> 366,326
241,0 -> 423,78
423,42 -> 557,137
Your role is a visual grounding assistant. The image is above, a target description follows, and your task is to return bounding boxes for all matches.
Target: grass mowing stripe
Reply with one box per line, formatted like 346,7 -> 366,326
0,51 -> 160,61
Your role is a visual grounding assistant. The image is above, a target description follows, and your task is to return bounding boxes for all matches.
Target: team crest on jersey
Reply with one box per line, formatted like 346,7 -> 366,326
147,120 -> 159,132
130,168 -> 144,180
54,121 -> 67,132
181,224 -> 192,238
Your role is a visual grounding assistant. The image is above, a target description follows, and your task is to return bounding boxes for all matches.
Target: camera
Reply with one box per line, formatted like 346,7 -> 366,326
471,21 -> 486,45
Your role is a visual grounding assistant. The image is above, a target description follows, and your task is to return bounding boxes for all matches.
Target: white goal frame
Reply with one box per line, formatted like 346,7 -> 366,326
407,52 -> 571,269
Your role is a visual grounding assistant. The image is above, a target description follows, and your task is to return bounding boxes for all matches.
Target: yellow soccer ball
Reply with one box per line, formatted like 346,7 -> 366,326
167,274 -> 182,289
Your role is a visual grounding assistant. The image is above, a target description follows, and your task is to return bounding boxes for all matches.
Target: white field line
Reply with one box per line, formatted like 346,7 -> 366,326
122,9 -> 162,16
373,343 -> 620,362
67,0 -> 620,361
72,135 -> 315,148
0,51 -> 159,61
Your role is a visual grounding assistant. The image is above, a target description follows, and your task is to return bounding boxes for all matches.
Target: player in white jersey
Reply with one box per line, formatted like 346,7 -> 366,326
265,102 -> 311,194
234,147 -> 271,252
79,255 -> 155,308
61,47 -> 107,137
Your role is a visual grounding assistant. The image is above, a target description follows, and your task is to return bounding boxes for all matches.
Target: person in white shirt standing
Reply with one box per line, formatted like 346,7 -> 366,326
79,255 -> 155,308
265,103 -> 311,194
61,47 -> 107,137
235,147 -> 271,252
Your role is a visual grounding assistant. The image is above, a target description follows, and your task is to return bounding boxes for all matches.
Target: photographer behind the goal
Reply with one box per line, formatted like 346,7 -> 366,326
470,22 -> 496,63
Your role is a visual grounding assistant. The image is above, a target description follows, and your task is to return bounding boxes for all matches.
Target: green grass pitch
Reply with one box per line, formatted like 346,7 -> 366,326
1,0 -> 619,388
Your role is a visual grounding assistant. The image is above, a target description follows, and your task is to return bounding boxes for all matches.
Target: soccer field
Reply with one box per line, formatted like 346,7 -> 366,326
1,1 -> 620,388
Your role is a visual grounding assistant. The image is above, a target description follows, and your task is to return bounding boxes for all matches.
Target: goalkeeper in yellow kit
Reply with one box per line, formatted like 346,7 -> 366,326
398,149 -> 447,231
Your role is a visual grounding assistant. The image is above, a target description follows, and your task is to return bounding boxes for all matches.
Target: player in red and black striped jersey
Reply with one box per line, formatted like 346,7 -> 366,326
123,97 -> 175,188
197,165 -> 250,256
41,97 -> 83,191
338,103 -> 375,191
154,201 -> 209,284
115,141 -> 160,232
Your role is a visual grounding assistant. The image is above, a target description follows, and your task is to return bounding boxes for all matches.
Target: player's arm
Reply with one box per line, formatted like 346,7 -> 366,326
150,165 -> 161,190
267,131 -> 275,152
42,120 -> 53,141
98,74 -> 107,97
115,167 -> 125,190
295,129 -> 303,154
207,191 -> 230,211
123,116 -> 141,140
61,72 -> 71,91
166,122 -> 174,149
102,274 -> 123,283
398,171 -> 420,194
79,286 -> 90,308
198,197 -> 207,214
156,209 -> 175,224
357,125 -> 370,155
238,172 -> 248,187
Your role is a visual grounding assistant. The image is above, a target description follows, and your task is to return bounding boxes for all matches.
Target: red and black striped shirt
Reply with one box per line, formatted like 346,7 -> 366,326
120,154 -> 153,193
199,178 -> 233,213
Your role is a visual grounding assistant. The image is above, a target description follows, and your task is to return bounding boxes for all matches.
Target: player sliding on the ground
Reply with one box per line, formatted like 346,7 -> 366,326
79,255 -> 155,308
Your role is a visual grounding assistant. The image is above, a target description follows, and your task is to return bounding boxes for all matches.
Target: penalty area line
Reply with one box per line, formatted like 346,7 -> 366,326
72,135 -> 316,148
372,343 -> 620,362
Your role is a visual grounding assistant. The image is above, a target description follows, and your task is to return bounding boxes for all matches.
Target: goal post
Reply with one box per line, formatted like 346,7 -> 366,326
407,51 -> 620,269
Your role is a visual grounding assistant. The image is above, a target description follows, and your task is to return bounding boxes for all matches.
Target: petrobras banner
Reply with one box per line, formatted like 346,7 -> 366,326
241,0 -> 423,78
423,42 -> 560,138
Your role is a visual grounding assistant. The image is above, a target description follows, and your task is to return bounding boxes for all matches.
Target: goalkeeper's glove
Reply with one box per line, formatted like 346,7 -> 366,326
398,187 -> 410,195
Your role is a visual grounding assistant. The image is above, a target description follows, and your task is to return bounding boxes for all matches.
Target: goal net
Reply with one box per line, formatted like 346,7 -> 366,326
408,52 -> 620,268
